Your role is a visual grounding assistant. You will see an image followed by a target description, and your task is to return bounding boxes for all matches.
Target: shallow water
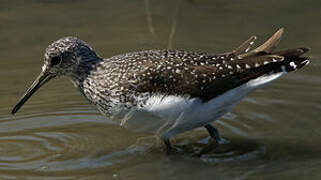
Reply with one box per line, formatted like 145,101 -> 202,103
1,0 -> 321,179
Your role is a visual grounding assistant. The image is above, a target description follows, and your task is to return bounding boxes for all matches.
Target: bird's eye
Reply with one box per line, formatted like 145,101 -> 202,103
51,56 -> 61,66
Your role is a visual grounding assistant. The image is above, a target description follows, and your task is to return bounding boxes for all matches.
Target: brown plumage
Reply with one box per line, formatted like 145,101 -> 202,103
124,28 -> 309,101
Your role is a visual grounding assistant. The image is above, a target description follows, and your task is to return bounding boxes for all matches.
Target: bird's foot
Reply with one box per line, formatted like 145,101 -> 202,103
197,141 -> 219,156
163,138 -> 181,154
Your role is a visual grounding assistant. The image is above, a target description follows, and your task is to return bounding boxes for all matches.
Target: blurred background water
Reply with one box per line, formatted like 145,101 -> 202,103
0,0 -> 320,179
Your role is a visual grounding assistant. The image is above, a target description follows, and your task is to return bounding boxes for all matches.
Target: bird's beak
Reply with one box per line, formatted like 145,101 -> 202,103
11,71 -> 55,115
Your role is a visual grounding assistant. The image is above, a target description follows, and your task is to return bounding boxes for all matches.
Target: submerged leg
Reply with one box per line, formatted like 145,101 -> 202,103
163,137 -> 173,152
204,124 -> 222,144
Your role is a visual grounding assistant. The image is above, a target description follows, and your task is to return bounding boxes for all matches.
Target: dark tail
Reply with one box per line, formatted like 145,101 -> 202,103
274,47 -> 310,71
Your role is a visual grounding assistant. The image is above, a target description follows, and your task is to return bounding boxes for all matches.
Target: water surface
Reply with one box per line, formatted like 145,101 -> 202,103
1,0 -> 321,179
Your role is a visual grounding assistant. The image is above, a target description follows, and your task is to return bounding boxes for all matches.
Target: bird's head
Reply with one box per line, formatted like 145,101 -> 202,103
43,37 -> 98,76
11,37 -> 98,114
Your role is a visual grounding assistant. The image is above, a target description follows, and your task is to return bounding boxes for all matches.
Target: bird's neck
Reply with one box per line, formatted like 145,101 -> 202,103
69,55 -> 103,87
69,57 -> 112,115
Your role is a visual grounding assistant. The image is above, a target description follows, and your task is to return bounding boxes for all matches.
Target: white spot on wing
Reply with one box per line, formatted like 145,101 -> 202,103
289,61 -> 297,69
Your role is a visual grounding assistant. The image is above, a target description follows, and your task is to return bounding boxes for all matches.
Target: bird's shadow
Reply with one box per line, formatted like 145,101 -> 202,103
158,135 -> 264,160
131,134 -> 321,163
91,134 -> 321,165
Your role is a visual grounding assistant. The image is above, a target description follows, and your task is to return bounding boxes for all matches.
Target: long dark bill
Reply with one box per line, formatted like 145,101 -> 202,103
11,72 -> 54,115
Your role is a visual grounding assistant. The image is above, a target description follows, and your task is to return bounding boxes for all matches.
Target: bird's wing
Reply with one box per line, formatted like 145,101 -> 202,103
239,28 -> 284,58
124,28 -> 308,101
232,35 -> 257,55
125,54 -> 284,101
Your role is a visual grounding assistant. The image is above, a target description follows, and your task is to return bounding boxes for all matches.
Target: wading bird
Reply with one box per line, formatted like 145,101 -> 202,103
12,28 -> 309,151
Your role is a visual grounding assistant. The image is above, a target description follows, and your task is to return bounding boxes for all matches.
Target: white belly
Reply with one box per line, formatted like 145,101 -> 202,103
114,72 -> 285,139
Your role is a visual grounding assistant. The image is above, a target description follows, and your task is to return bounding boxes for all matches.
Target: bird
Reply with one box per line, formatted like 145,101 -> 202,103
11,28 -> 310,151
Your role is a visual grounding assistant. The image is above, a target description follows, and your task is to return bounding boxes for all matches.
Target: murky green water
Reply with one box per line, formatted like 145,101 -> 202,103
1,0 -> 320,179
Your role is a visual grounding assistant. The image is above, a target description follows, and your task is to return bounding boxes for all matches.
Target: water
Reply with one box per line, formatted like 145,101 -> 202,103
1,0 -> 321,179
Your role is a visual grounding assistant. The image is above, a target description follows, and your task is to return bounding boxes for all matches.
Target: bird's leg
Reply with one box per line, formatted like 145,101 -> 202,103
197,124 -> 222,156
163,137 -> 174,152
204,124 -> 222,144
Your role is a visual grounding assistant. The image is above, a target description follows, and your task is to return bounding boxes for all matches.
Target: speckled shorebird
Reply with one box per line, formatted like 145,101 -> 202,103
12,28 -> 309,150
